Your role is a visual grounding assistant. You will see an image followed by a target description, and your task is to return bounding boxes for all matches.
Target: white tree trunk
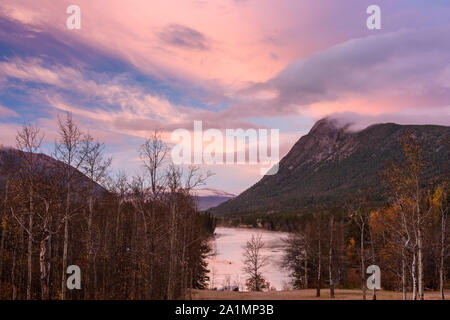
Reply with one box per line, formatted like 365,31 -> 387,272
411,250 -> 417,300
39,235 -> 50,300
328,215 -> 334,299
61,183 -> 70,300
440,210 -> 446,300
11,241 -> 17,300
167,201 -> 177,299
402,250 -> 407,300
27,190 -> 34,300
304,251 -> 308,289
417,228 -> 424,300
360,221 -> 366,300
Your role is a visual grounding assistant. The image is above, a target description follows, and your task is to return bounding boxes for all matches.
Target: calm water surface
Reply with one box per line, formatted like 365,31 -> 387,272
207,227 -> 291,291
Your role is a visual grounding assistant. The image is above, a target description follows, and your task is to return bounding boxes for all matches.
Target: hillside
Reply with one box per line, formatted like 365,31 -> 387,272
211,119 -> 449,216
193,188 -> 236,211
0,147 -> 106,196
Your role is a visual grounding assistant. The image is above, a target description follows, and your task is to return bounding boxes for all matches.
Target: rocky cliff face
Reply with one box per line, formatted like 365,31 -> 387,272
211,119 -> 449,216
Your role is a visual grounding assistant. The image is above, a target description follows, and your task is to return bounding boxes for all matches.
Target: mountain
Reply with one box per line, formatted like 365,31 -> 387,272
0,147 -> 106,196
193,188 -> 235,211
211,119 -> 449,216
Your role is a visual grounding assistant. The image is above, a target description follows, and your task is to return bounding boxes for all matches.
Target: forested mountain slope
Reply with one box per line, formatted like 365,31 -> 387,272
211,119 -> 449,216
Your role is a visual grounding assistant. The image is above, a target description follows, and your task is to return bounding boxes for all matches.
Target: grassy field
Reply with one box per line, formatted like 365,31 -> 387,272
192,289 -> 449,300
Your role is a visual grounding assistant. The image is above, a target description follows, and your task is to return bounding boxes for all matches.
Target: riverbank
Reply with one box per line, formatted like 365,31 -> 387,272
192,288 -> 449,300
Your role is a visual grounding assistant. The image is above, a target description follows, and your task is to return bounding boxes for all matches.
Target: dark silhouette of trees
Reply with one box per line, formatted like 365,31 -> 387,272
0,114 -> 214,300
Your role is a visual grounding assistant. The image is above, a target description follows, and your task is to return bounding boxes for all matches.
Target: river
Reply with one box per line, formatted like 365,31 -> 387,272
206,227 -> 291,291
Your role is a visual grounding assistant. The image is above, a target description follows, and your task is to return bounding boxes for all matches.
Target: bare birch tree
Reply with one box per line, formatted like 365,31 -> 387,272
328,214 -> 335,299
433,182 -> 448,300
242,234 -> 269,291
316,212 -> 322,297
80,133 -> 111,298
15,123 -> 44,299
349,197 -> 370,300
54,112 -> 87,300
382,134 -> 431,300
139,129 -> 169,197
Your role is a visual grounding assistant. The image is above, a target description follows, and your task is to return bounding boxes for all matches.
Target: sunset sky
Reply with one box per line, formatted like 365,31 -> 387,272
0,0 -> 449,193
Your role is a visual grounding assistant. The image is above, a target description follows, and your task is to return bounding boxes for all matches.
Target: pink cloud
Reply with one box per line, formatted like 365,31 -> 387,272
237,27 -> 450,121
5,0 -> 412,91
2,0 -> 450,193
0,57 -> 266,141
0,122 -> 21,147
0,0 -> 292,88
0,105 -> 18,118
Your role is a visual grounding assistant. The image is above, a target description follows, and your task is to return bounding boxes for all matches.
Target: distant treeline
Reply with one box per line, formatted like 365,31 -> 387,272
217,212 -> 314,232
0,112 -> 215,300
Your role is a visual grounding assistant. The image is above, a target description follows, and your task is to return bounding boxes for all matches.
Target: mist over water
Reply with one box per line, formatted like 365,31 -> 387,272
207,227 -> 291,291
